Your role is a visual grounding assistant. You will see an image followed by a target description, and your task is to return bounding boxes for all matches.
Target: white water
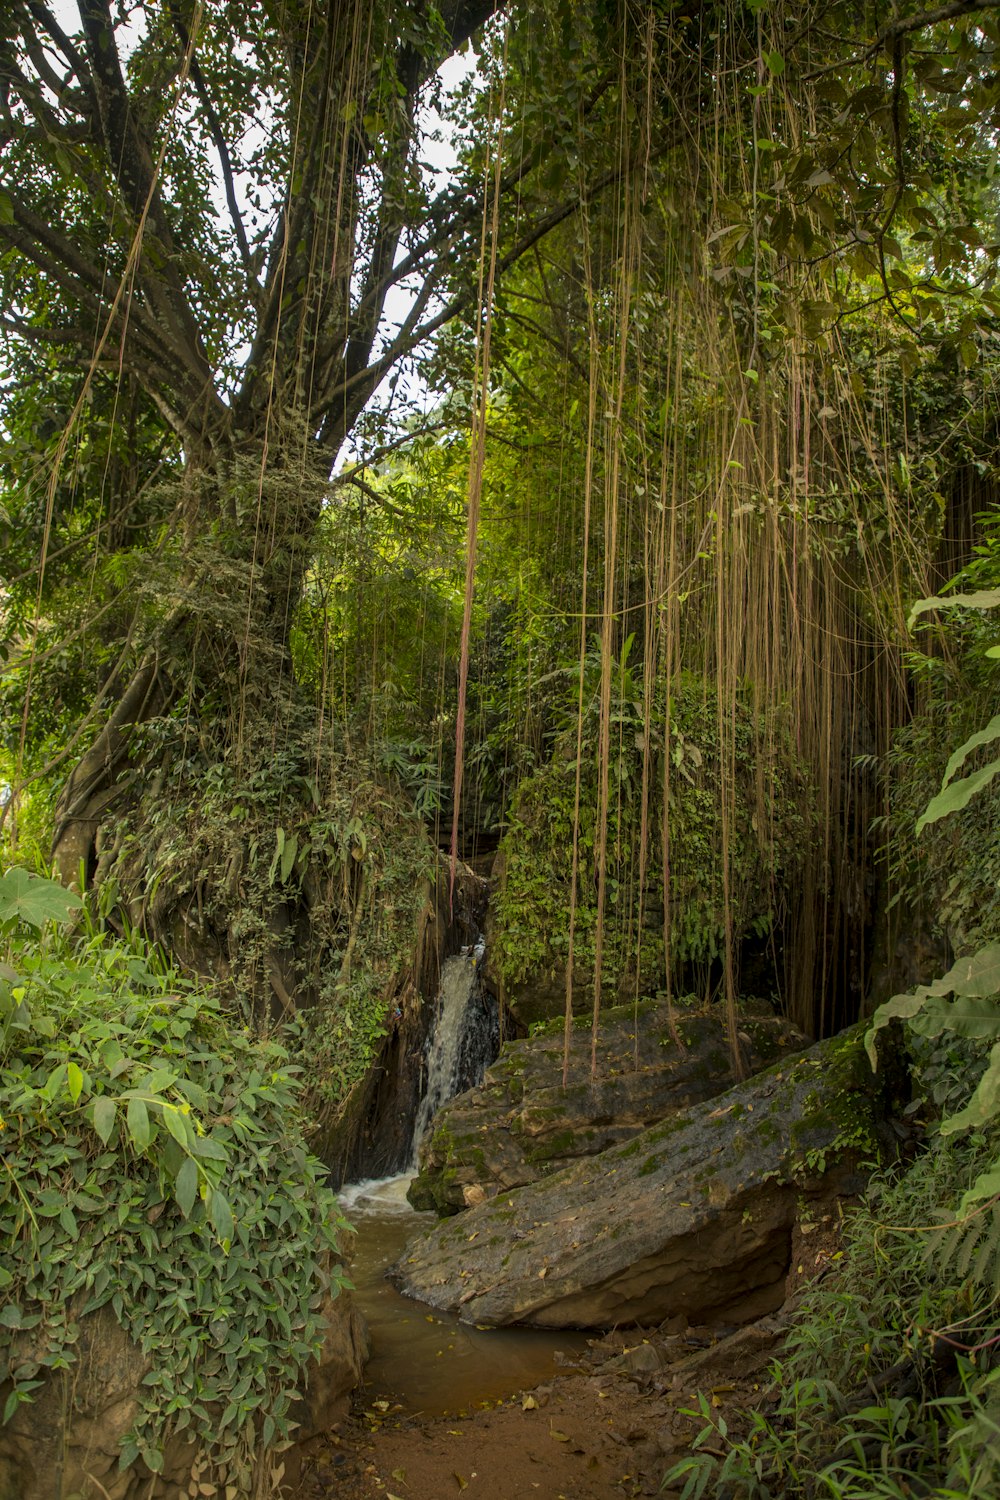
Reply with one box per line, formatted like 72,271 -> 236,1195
336,945 -> 587,1413
409,944 -> 486,1166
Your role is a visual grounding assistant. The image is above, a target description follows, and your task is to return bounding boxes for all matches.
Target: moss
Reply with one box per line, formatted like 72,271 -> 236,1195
637,1156 -> 660,1176
526,1128 -> 578,1163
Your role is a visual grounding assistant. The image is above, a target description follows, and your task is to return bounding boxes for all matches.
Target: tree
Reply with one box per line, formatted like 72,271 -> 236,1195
3,0 -> 1000,1042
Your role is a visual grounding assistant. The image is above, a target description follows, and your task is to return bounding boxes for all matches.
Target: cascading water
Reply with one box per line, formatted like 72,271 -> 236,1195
409,940 -> 495,1166
336,943 -> 588,1413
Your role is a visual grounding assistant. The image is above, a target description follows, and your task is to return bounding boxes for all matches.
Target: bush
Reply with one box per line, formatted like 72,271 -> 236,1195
665,1134 -> 1000,1500
493,668 -> 811,997
0,872 -> 349,1490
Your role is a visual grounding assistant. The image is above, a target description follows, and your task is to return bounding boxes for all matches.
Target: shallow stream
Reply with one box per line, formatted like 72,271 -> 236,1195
339,1175 -> 590,1416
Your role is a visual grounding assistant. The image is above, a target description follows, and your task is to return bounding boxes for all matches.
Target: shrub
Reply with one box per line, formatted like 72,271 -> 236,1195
0,871 -> 349,1490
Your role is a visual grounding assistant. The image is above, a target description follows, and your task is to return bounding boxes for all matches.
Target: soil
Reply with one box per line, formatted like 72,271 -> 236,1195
292,1210 -> 845,1500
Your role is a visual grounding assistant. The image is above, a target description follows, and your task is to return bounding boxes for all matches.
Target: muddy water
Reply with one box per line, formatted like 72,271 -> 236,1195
339,1175 -> 590,1416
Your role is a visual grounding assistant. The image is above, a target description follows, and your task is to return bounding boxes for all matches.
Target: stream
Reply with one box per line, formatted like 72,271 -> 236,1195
339,1174 -> 589,1415
337,947 -> 589,1416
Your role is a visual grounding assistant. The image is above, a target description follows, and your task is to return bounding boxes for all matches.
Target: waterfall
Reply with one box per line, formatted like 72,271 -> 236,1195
409,941 -> 495,1166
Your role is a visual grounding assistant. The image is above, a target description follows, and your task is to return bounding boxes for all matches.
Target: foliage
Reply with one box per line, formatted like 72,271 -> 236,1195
665,1136 -> 1000,1500
871,587 -> 1000,1212
94,702 -> 435,1127
0,870 -> 349,1490
493,666 -> 812,998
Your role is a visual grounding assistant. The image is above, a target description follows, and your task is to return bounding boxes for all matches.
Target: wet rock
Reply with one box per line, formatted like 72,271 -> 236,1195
408,999 -> 808,1213
394,1026 -> 884,1330
0,1291 -> 368,1500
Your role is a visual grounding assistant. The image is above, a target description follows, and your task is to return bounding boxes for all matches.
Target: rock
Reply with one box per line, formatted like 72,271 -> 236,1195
393,1026 -> 883,1329
0,1291 -> 368,1500
408,999 -> 808,1213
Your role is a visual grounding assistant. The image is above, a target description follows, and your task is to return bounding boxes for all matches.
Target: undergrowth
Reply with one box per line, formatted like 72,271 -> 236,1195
0,870 -> 350,1494
665,1129 -> 1000,1500
97,704 -> 435,1131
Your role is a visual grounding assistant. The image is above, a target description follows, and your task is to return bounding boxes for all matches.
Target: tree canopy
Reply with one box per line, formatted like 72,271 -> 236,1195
2,0 -> 1000,1054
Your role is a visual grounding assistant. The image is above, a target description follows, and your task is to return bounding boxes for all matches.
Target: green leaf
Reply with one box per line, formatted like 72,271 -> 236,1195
940,1043 -> 1000,1136
280,833 -> 298,885
174,1157 -> 198,1219
959,1164 -> 1000,1214
127,1095 -> 151,1152
940,714 -> 1000,788
118,1439 -> 141,1472
867,945 -> 1000,1065
0,869 -> 83,929
162,1106 -> 192,1150
142,1068 -> 178,1093
0,1305 -> 23,1330
0,192 -> 13,225
909,588 -> 1000,628
140,1445 -> 163,1474
190,1134 -> 229,1163
764,48 -> 785,75
67,1061 -> 84,1105
208,1188 -> 234,1246
917,757 -> 1000,831
92,1096 -> 117,1145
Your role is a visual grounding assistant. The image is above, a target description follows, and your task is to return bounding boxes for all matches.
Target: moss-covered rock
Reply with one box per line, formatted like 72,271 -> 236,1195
407,996 -> 808,1212
394,1025 -> 886,1330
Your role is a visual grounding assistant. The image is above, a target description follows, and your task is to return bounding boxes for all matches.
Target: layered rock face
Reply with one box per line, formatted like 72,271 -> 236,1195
408,998 -> 809,1213
395,1027 -> 882,1330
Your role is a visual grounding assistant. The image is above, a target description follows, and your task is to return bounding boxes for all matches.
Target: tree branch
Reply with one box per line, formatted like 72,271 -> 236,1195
77,0 -> 212,384
168,0 -> 256,291
803,0 -> 1000,78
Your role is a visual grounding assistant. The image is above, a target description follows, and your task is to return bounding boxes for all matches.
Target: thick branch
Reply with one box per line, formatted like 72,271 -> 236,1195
77,0 -> 212,384
27,2 -> 91,87
803,0 -> 1000,77
168,1 -> 255,290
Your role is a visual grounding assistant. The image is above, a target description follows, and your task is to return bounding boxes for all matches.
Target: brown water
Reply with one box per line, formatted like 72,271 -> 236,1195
339,1175 -> 591,1416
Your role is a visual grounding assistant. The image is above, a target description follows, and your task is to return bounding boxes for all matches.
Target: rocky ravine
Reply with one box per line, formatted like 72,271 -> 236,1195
394,1027 -> 884,1329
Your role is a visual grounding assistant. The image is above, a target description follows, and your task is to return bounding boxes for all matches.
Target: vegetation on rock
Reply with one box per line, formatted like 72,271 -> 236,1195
0,875 -> 348,1492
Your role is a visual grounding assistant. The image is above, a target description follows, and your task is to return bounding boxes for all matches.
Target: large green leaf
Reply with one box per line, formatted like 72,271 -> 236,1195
940,1042 -> 1000,1136
941,714 -> 1000,788
917,757 -> 1000,832
908,588 -> 1000,629
0,869 -> 83,930
866,944 -> 1000,1066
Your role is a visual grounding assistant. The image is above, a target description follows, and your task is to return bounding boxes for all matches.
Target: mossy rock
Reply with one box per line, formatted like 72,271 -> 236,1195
409,997 -> 809,1212
394,1024 -> 886,1330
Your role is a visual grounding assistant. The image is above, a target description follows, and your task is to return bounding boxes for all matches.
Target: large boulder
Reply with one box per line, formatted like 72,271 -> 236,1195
0,1292 -> 368,1500
394,1027 -> 884,1329
408,999 -> 808,1213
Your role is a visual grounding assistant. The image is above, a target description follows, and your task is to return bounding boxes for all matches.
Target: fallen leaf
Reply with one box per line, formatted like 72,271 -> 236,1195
522,1395 -> 538,1410
391,1468 -> 407,1483
550,1426 -> 571,1442
454,1472 -> 468,1490
538,1266 -> 548,1279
